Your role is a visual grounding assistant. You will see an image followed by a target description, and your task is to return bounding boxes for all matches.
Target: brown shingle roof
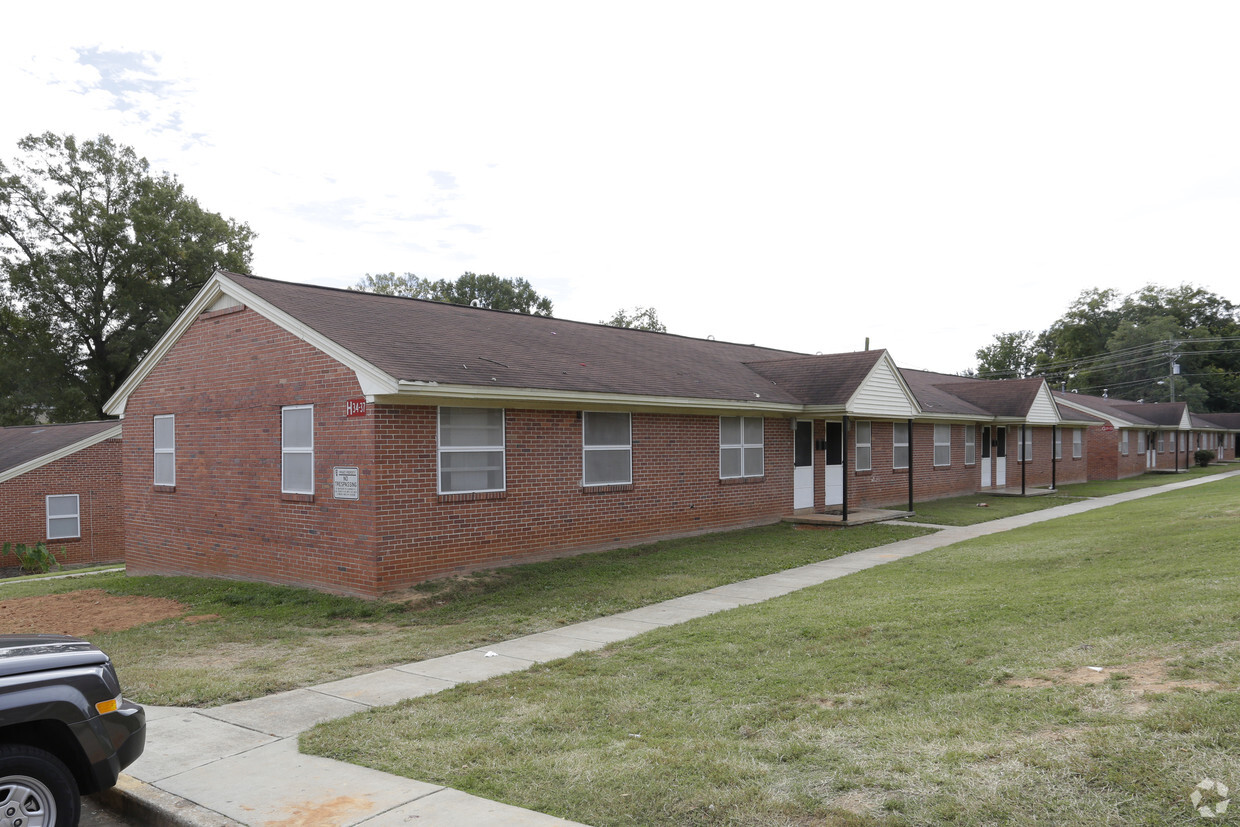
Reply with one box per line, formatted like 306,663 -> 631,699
744,350 -> 886,406
899,370 -> 993,416
230,272 -> 852,405
1054,391 -> 1188,428
0,421 -> 120,476
1196,412 -> 1240,429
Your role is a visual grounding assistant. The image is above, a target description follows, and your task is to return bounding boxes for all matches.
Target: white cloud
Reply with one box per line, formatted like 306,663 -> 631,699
4,1 -> 1240,373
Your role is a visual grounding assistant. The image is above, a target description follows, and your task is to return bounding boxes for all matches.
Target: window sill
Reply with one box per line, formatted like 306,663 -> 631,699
439,490 -> 506,504
282,492 -> 315,503
154,485 -> 176,494
582,483 -> 634,494
719,475 -> 764,485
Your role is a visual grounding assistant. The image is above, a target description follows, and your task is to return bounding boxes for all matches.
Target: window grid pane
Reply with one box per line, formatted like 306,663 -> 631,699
439,408 -> 506,493
46,495 -> 79,540
933,424 -> 951,467
282,405 -> 314,494
584,412 -> 631,485
965,425 -> 976,465
855,421 -> 872,472
893,423 -> 909,469
720,416 -> 764,478
154,414 -> 175,486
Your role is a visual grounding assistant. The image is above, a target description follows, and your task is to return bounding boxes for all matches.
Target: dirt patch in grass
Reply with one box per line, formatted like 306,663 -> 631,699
0,589 -> 187,636
1007,658 -> 1221,697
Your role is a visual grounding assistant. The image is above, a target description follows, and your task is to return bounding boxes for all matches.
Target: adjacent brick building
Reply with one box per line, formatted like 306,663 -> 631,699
99,272 -> 1129,596
0,420 -> 124,568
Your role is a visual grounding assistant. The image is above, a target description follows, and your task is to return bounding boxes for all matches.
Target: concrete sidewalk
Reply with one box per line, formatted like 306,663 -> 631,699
100,471 -> 1240,826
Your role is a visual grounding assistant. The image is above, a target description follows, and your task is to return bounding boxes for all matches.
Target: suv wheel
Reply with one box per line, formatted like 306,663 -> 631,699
0,745 -> 80,827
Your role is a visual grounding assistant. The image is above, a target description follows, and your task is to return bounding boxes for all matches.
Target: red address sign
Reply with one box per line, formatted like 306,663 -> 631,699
345,398 -> 368,417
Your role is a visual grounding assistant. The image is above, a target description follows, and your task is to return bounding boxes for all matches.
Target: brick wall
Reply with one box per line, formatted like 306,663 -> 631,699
121,306 -> 380,596
371,406 -> 793,592
0,438 -> 124,567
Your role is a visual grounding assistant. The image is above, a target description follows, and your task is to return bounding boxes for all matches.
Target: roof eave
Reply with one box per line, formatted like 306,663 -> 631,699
384,382 -> 804,415
0,424 -> 122,484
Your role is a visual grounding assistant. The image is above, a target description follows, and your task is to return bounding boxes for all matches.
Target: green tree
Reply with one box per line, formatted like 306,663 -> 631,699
353,271 -> 553,316
975,330 -> 1038,378
601,306 -> 667,332
975,284 -> 1240,410
0,132 -> 254,423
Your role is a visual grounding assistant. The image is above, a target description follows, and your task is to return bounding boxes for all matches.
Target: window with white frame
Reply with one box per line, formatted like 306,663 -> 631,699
438,407 -> 505,494
1073,428 -> 1082,459
855,421 -> 872,471
46,494 -> 79,540
893,422 -> 909,469
1157,431 -> 1165,453
154,414 -> 175,486
281,405 -> 314,494
933,424 -> 951,466
1017,427 -> 1033,462
583,411 -> 631,485
965,424 -> 976,465
720,416 -> 764,478
1120,430 -> 1129,456
1054,429 -> 1062,461
1137,430 -> 1147,454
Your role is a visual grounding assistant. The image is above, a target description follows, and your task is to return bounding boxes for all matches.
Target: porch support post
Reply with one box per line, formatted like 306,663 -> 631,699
907,417 -> 914,513
842,415 -> 850,523
1051,424 -> 1057,490
1021,424 -> 1027,496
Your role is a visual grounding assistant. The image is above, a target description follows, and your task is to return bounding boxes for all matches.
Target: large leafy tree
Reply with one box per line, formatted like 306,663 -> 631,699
353,271 -> 553,316
0,132 -> 254,423
975,284 -> 1240,410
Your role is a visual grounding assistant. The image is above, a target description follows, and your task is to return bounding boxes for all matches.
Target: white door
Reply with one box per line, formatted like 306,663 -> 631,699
994,426 -> 1007,487
824,421 -> 844,507
793,420 -> 814,510
980,426 -> 992,488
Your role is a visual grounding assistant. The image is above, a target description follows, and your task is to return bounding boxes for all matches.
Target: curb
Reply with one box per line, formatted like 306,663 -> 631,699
93,775 -> 242,827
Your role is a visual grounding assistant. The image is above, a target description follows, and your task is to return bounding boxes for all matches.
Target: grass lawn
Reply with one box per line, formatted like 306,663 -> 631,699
902,464 -> 1236,526
302,476 -> 1240,826
0,522 -> 929,706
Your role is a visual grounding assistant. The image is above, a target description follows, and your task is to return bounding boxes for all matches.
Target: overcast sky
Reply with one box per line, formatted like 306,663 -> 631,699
5,2 -> 1239,374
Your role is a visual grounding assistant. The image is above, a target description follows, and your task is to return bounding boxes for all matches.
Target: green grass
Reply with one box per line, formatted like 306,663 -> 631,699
0,522 -> 929,706
302,476 -> 1240,826
1055,462 -> 1234,498
903,464 -> 1236,526
906,493 -> 1085,525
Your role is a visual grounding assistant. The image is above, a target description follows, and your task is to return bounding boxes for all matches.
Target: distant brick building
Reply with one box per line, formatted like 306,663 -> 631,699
0,421 -> 124,568
103,272 -> 1100,596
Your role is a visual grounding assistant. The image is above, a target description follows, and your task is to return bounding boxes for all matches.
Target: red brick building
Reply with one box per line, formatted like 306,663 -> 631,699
104,272 -> 1095,596
1053,393 -> 1210,479
0,420 -> 124,568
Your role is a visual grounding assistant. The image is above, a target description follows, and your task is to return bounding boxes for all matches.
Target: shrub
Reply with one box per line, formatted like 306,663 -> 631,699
1194,448 -> 1216,468
1,541 -> 65,574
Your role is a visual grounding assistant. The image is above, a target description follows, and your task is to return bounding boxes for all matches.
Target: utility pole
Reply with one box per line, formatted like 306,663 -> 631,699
1169,340 -> 1179,403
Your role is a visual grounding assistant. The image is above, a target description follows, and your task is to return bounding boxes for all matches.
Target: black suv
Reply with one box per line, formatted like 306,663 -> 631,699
0,634 -> 146,826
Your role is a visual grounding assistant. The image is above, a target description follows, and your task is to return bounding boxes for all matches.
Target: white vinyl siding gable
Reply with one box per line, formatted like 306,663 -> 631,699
438,407 -> 506,494
153,414 -> 175,486
46,494 -> 80,540
720,416 -> 764,479
847,357 -> 919,418
281,405 -> 314,494
583,412 -> 632,486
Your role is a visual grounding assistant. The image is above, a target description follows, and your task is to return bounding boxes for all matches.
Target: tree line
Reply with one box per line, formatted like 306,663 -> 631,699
974,285 -> 1240,412
1,133 -> 664,426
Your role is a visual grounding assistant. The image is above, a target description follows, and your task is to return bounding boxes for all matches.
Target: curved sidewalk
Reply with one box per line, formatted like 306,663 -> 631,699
104,470 -> 1240,826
